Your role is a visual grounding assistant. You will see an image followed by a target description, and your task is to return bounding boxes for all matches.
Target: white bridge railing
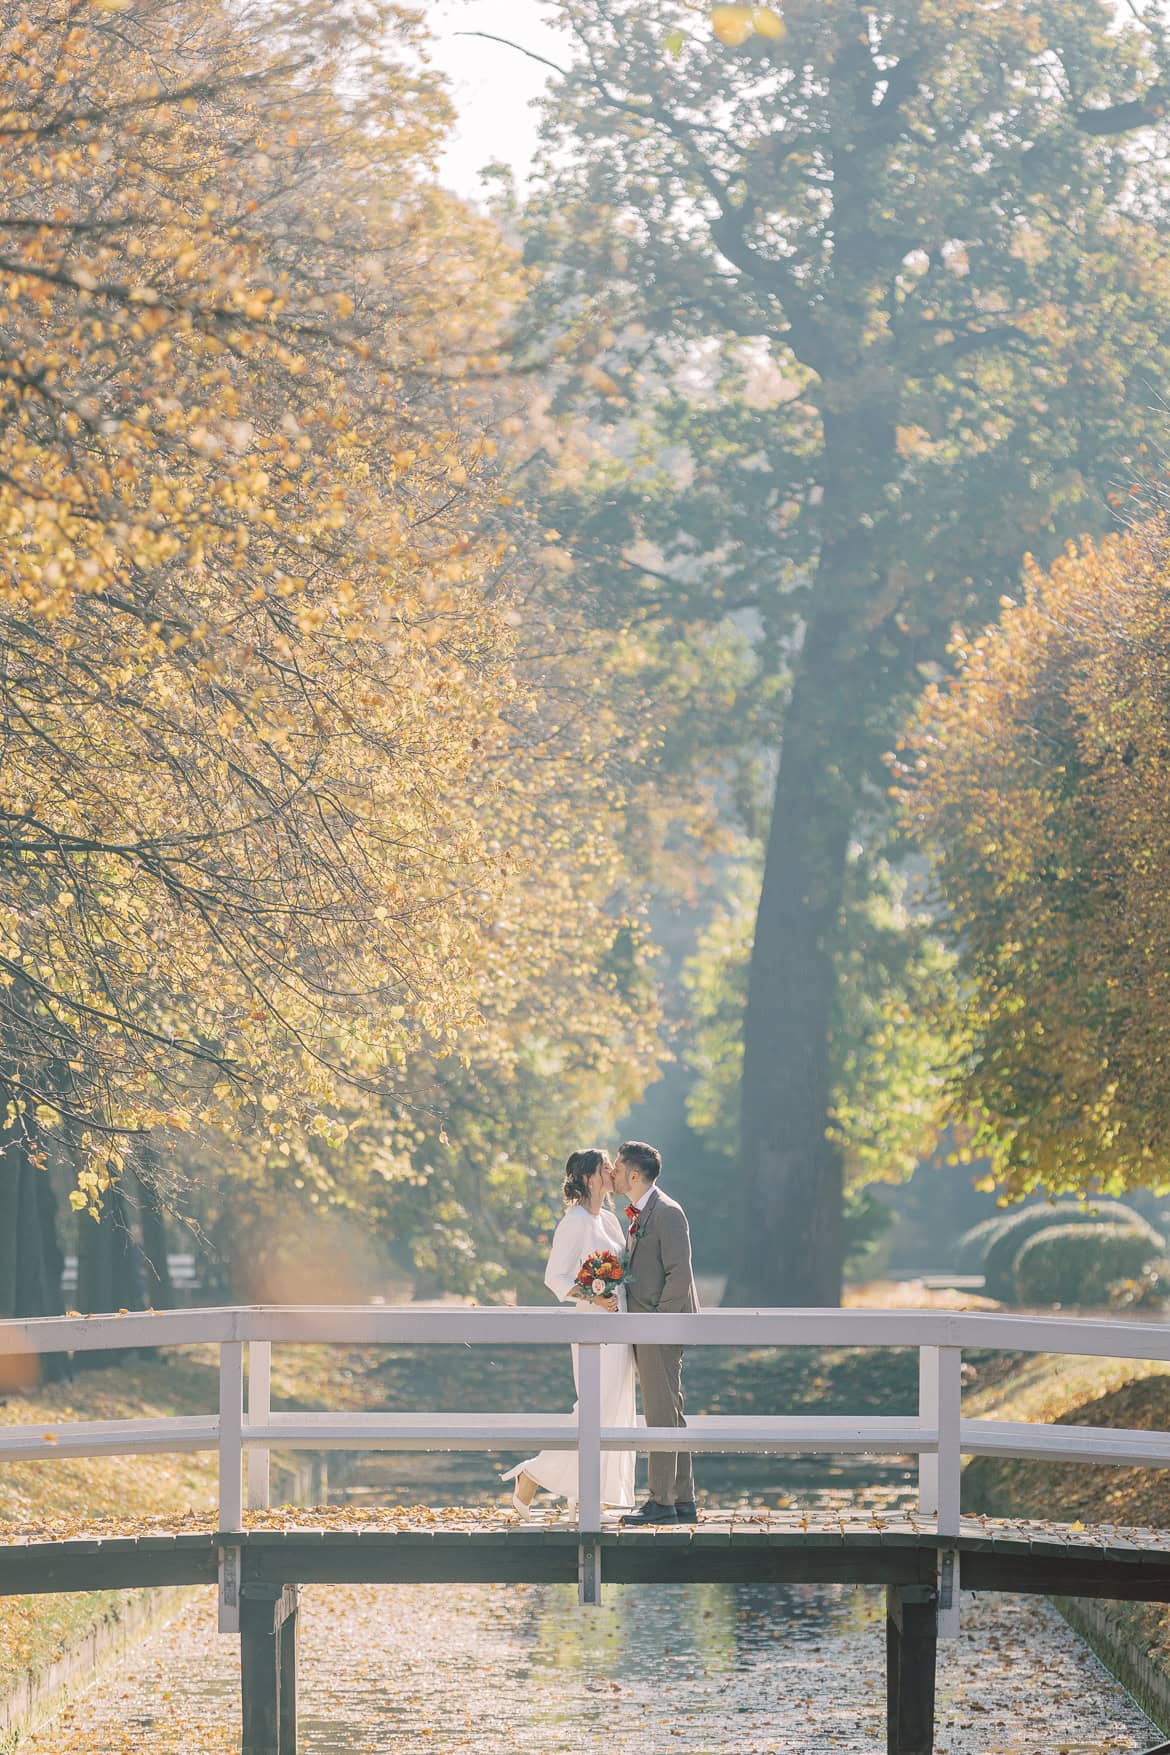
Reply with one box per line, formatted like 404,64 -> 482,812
3,1305 -> 1170,1544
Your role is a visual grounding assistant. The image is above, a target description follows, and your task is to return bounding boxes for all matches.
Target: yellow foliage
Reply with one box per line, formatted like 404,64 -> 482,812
0,0 -> 546,1185
899,517 -> 1170,1198
0,0 -> 688,1265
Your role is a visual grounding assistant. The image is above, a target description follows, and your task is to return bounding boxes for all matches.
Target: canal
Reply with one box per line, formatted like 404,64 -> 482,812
22,1567 -> 1160,1753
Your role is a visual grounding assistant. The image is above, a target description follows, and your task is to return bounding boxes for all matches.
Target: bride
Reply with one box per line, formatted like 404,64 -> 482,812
503,1148 -> 636,1516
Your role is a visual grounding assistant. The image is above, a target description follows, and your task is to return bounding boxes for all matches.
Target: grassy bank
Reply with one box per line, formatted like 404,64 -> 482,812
963,1349 -> 1170,1731
0,1350 -> 216,1707
0,1342 -> 387,1714
962,1349 -> 1170,1529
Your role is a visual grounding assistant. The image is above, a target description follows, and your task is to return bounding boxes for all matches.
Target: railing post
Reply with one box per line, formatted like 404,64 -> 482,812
926,1342 -> 963,1638
917,1346 -> 939,1517
219,1340 -> 245,1533
933,1345 -> 962,1539
218,1340 -> 245,1635
248,1341 -> 272,1511
577,1341 -> 602,1606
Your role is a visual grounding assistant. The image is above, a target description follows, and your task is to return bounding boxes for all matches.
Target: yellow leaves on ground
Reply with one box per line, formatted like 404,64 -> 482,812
710,5 -> 785,46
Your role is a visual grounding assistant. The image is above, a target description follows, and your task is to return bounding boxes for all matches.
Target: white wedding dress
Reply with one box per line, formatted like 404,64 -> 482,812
503,1202 -> 636,1509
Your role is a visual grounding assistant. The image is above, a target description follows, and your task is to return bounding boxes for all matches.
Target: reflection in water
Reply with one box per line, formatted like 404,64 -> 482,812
510,1578 -> 879,1681
28,1578 -> 1156,1755
296,1580 -> 889,1755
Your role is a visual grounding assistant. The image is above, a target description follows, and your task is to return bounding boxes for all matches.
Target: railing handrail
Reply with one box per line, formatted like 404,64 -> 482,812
2,1302 -> 1170,1360
5,1299 -> 1170,1619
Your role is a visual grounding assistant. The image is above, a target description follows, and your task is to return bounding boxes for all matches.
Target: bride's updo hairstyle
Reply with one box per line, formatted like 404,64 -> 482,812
563,1148 -> 605,1206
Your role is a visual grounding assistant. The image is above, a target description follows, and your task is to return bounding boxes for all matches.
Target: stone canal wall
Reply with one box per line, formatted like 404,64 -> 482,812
1054,1596 -> 1170,1736
0,1586 -> 193,1749
0,1454 -> 320,1748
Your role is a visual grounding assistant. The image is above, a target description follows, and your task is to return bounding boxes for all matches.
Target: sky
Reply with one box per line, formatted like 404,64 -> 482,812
423,1 -> 569,199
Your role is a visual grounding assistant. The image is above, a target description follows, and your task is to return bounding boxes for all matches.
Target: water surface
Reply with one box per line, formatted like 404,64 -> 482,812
29,1578 -> 1157,1754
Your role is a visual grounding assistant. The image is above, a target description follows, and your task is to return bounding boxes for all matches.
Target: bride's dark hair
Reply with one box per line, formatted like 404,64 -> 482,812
563,1148 -> 606,1206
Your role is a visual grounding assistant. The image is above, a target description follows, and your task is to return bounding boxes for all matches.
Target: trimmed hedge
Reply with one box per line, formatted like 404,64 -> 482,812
1013,1222 -> 1166,1309
955,1213 -> 1022,1273
980,1201 -> 1159,1300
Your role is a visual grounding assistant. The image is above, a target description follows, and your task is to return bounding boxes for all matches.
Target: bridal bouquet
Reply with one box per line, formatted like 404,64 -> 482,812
573,1250 -> 625,1300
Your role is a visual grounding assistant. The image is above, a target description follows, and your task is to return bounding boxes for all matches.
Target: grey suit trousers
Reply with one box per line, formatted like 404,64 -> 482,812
634,1340 -> 693,1504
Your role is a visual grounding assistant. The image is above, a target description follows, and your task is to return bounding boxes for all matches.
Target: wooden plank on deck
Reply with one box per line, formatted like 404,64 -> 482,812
5,1511 -> 1170,1598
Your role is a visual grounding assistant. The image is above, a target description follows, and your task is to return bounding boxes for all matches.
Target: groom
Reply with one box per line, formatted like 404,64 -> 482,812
614,1140 -> 699,1525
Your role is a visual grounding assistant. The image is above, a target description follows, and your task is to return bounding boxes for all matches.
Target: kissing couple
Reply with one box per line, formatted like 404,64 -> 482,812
503,1140 -> 699,1525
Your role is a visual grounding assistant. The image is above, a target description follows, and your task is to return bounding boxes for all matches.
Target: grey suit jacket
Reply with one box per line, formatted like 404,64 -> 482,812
624,1186 -> 699,1316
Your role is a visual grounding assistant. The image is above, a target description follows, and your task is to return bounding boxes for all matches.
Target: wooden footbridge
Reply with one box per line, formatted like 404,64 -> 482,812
4,1305 -> 1170,1755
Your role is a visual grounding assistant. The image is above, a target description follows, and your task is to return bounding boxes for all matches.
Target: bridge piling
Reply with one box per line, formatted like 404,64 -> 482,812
240,1581 -> 299,1755
885,1584 -> 937,1755
578,1536 -> 602,1606
279,1590 -> 297,1749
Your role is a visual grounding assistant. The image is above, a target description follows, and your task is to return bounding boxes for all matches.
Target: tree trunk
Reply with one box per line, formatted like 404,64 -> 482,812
0,1109 -> 63,1318
74,1176 -> 146,1367
0,1098 -> 68,1382
136,1145 -> 176,1309
728,614 -> 858,1306
728,395 -> 897,1306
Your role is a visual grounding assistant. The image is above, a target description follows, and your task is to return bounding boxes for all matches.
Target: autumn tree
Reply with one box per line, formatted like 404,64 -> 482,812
183,585 -> 670,1302
513,0 -> 1170,1300
0,0 -> 542,1312
899,517 -> 1170,1200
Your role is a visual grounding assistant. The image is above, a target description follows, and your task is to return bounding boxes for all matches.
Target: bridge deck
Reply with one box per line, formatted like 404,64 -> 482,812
7,1510 -> 1170,1600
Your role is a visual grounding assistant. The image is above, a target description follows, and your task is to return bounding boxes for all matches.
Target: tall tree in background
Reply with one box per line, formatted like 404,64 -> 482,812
517,0 -> 1170,1300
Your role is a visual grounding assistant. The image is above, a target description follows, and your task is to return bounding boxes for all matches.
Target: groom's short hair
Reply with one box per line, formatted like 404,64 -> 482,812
618,1140 -> 661,1181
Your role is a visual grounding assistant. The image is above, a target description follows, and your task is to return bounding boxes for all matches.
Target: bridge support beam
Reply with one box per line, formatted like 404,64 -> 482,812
240,1581 -> 299,1755
885,1584 -> 937,1755
578,1536 -> 602,1607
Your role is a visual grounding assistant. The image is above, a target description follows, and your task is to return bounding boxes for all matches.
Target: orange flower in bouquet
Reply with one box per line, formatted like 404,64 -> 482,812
573,1250 -> 626,1299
